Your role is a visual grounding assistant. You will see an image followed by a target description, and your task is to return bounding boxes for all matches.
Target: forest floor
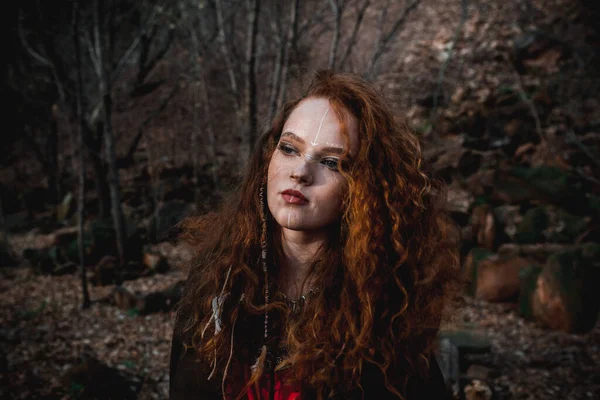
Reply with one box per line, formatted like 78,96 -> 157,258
1,253 -> 598,399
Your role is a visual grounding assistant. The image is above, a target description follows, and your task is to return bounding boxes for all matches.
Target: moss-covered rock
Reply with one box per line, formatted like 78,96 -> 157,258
531,243 -> 600,333
544,208 -> 590,243
518,265 -> 544,320
514,207 -> 548,244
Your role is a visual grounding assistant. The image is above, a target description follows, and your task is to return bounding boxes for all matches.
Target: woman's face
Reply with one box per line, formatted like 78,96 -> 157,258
267,97 -> 359,232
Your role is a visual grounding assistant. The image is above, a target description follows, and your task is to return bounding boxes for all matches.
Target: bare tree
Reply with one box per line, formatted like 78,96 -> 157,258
92,0 -> 127,271
73,1 -> 91,309
245,0 -> 261,151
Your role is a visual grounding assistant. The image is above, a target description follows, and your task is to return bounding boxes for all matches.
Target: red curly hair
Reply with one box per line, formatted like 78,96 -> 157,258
176,70 -> 460,399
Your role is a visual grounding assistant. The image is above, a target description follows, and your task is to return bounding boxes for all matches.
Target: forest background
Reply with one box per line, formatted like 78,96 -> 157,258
1,0 -> 599,399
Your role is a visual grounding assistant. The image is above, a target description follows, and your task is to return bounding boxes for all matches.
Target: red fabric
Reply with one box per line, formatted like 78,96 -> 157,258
228,368 -> 301,400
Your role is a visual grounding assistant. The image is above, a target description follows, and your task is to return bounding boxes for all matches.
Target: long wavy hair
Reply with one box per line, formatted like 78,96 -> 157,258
176,70 -> 460,399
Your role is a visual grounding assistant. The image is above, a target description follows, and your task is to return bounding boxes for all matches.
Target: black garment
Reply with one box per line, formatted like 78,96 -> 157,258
170,328 -> 450,400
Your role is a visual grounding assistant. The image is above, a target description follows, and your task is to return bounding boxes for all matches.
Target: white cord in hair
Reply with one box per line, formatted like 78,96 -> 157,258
202,265 -> 234,339
221,309 -> 238,399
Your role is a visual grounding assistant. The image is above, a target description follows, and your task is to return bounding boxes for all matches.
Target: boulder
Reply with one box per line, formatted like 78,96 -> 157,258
113,281 -> 184,315
493,166 -> 589,215
462,247 -> 493,295
0,232 -> 18,266
498,243 -> 568,265
470,204 -> 510,251
90,255 -> 118,286
544,208 -> 590,243
514,207 -> 548,244
531,243 -> 600,333
475,255 -> 534,302
464,379 -> 493,400
142,252 -> 169,273
62,357 -> 139,400
518,264 -> 543,321
50,226 -> 79,248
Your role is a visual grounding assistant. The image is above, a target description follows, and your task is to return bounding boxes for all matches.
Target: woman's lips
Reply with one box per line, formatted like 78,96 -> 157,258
282,193 -> 309,205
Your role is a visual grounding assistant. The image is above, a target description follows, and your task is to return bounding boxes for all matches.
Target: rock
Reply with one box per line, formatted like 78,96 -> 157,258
498,243 -> 568,265
518,264 -> 544,320
457,150 -> 483,178
90,255 -> 118,286
70,218 -> 143,266
466,364 -> 491,381
453,101 -> 487,138
438,328 -> 492,373
142,252 -> 169,273
514,207 -> 548,244
475,254 -> 534,302
544,208 -> 590,243
446,181 -> 475,215
113,286 -> 144,311
113,281 -> 184,315
492,205 -> 522,240
531,243 -> 600,333
62,357 -> 139,399
464,379 -> 493,400
463,248 -> 494,295
50,226 -> 78,248
466,169 -> 494,198
513,31 -> 566,74
0,232 -> 19,266
139,281 -> 184,314
470,204 -> 510,251
493,166 -> 589,215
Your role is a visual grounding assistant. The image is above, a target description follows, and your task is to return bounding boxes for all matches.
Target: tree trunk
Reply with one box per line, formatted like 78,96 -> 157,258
74,0 -> 90,309
95,0 -> 126,272
48,115 -> 60,205
245,0 -> 260,151
276,0 -> 299,112
86,129 -> 112,220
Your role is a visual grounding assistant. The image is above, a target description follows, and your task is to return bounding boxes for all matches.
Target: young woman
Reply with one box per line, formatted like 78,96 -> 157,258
170,70 -> 460,399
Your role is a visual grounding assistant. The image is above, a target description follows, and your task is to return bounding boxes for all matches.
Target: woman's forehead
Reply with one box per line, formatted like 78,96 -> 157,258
282,97 -> 359,153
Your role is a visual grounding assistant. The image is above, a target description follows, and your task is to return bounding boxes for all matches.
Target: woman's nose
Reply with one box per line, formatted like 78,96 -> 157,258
290,161 -> 313,185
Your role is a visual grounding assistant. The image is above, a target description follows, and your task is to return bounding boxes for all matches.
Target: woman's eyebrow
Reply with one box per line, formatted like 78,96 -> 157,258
281,131 -> 345,155
281,131 -> 305,144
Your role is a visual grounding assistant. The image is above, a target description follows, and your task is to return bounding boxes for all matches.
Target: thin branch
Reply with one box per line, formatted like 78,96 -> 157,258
84,31 -> 102,79
338,0 -> 371,71
328,0 -> 344,69
430,0 -> 468,123
297,1 -> 329,38
17,12 -> 51,67
215,0 -> 239,103
506,55 -> 546,144
112,0 -> 164,80
566,130 -> 600,169
365,0 -> 421,78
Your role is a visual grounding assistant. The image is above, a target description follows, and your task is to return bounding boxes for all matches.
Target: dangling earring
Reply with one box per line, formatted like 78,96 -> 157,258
251,182 -> 270,375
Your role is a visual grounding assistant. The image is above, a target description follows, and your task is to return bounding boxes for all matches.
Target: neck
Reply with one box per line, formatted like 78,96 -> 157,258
275,226 -> 329,298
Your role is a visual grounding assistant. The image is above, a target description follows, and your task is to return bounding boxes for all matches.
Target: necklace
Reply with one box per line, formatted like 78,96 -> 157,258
280,286 -> 320,313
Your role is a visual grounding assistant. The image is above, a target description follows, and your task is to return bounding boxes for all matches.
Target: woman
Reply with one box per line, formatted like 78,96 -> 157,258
170,70 -> 460,399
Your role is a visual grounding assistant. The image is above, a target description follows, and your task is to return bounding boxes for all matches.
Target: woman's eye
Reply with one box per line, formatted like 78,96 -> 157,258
278,143 -> 298,155
322,158 -> 339,171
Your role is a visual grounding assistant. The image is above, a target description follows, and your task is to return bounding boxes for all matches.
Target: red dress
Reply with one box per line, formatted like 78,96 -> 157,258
229,366 -> 301,400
